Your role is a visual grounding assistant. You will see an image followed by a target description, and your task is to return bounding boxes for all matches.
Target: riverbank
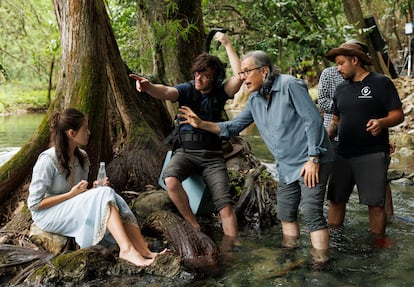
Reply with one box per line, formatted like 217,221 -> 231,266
0,83 -> 50,115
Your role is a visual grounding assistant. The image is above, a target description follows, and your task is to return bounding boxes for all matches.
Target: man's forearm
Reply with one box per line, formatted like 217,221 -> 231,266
146,84 -> 179,101
378,108 -> 404,128
199,120 -> 221,135
224,42 -> 241,76
327,121 -> 338,139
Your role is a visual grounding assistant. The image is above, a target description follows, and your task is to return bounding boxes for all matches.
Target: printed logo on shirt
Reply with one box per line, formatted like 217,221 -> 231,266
358,86 -> 372,99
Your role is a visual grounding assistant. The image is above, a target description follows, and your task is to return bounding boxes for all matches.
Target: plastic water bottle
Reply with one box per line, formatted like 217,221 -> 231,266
96,162 -> 106,187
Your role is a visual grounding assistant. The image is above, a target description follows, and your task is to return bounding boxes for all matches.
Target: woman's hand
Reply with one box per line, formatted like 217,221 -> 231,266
69,180 -> 88,196
93,177 -> 110,188
38,180 -> 89,210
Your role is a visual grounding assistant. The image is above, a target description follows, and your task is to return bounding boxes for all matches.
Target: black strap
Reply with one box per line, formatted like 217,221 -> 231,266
162,119 -> 180,145
176,132 -> 222,150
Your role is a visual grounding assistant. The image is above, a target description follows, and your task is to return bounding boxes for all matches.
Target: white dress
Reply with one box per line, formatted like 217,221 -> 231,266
28,147 -> 137,248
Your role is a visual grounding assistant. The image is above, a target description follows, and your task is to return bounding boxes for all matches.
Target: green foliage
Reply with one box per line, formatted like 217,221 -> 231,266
0,83 -> 52,113
106,0 -> 141,72
203,0 -> 348,73
108,0 -> 198,74
1,0 -> 412,110
228,169 -> 245,197
0,0 -> 59,86
151,2 -> 199,47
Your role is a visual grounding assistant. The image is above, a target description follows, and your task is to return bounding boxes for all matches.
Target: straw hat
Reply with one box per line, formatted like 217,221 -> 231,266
326,39 -> 373,66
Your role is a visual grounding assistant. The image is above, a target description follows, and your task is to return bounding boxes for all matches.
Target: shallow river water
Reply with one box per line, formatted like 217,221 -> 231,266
1,113 -> 413,287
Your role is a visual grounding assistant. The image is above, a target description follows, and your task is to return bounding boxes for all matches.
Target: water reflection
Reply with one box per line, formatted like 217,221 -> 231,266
0,112 -> 44,166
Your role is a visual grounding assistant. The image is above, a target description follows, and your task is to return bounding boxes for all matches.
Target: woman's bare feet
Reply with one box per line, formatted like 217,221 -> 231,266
119,248 -> 154,267
143,248 -> 171,259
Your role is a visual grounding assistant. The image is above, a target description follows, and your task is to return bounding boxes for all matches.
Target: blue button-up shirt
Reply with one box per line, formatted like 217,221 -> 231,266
218,74 -> 333,184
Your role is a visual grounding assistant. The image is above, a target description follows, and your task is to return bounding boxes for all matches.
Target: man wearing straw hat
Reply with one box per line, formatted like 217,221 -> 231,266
325,40 -> 404,238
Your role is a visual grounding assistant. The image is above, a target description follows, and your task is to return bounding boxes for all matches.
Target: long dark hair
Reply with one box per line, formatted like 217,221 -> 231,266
50,108 -> 87,178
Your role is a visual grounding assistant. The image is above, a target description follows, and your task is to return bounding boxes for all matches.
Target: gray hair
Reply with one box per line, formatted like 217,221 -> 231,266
241,50 -> 280,77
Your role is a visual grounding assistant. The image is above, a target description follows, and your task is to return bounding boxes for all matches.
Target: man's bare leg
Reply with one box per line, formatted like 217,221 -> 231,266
368,206 -> 386,235
385,183 -> 394,221
327,201 -> 346,228
219,205 -> 238,237
165,177 -> 200,230
310,228 -> 329,263
281,221 -> 299,248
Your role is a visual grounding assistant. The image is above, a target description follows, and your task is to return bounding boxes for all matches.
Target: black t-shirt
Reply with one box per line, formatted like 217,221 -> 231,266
175,81 -> 228,132
333,72 -> 402,157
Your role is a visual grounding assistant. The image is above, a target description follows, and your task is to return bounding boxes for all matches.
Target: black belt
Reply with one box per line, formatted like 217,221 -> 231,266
179,133 -> 206,142
177,132 -> 221,150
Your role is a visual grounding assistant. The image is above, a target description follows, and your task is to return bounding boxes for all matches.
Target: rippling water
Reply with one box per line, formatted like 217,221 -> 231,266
218,134 -> 414,287
95,133 -> 414,287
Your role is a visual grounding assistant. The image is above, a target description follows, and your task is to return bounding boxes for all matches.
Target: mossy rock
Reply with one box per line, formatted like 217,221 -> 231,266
26,245 -> 117,285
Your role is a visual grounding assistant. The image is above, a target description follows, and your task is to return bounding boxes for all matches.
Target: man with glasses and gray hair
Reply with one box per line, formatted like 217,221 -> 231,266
179,50 -> 334,270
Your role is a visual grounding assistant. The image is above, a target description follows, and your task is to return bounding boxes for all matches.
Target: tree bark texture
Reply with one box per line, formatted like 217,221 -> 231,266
0,0 -> 175,224
51,0 -> 173,189
341,0 -> 384,74
136,0 -> 205,85
142,210 -> 220,274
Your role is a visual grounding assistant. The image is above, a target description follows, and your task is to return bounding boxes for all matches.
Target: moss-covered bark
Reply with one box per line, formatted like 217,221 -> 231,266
0,0 -> 197,224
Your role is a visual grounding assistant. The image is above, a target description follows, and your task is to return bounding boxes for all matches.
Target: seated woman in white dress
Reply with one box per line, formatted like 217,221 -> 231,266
28,108 -> 164,267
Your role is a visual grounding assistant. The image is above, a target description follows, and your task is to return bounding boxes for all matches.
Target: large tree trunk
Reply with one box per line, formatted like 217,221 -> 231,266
0,0 -> 196,224
341,0 -> 384,74
136,0 -> 205,119
137,0 -> 205,85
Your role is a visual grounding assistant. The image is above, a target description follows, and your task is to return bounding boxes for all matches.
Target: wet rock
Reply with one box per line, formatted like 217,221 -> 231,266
393,76 -> 414,99
29,224 -> 69,255
387,169 -> 405,180
398,148 -> 414,160
24,245 -> 117,285
248,247 -> 304,282
405,173 -> 414,180
143,252 -> 191,279
130,188 -> 176,223
391,178 -> 414,185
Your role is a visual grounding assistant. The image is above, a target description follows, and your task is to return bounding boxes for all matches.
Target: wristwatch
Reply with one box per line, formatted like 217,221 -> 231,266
309,156 -> 320,164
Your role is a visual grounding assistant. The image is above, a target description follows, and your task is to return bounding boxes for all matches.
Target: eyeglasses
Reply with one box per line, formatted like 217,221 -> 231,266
237,66 -> 262,78
194,71 -> 212,81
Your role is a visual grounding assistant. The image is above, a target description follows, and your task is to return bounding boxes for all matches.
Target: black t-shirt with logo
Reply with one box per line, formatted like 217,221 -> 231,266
333,72 -> 402,157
